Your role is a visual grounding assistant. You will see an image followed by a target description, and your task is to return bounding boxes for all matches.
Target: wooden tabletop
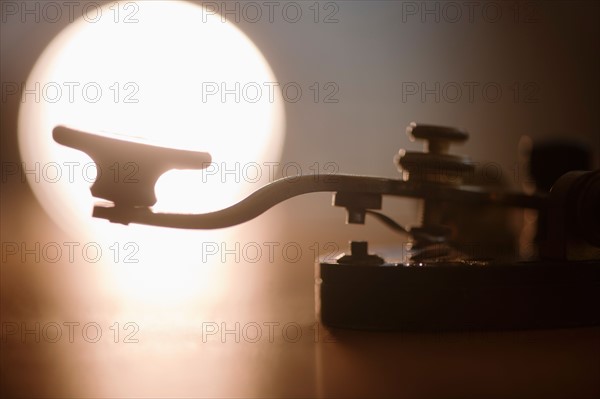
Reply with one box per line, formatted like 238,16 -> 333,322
1,189 -> 599,398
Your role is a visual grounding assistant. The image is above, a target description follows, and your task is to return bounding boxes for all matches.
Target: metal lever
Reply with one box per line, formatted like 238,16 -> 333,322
53,126 -> 212,207
53,126 -> 544,229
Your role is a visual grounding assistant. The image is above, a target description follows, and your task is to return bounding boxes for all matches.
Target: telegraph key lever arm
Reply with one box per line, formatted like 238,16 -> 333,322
53,126 -> 544,229
52,126 -> 212,208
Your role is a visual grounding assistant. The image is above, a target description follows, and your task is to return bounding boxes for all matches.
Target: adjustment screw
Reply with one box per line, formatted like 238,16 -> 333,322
336,241 -> 384,266
406,122 -> 469,154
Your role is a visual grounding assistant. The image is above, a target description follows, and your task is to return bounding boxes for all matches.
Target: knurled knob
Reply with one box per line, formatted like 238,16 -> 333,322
406,122 -> 469,154
397,123 -> 474,185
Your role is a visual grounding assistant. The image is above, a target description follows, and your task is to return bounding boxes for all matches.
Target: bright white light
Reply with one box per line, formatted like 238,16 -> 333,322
18,1 -> 285,303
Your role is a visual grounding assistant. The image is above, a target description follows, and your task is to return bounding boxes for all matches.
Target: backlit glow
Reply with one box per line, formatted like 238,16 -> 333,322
18,1 -> 285,303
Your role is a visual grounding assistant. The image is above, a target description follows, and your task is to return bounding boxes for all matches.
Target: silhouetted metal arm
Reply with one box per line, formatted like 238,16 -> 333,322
92,174 -> 544,228
53,125 -> 544,230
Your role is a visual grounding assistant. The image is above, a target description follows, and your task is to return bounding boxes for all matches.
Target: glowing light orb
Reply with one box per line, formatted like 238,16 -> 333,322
18,0 -> 285,303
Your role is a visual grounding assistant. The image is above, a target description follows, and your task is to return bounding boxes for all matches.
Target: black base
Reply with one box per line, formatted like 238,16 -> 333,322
317,260 -> 600,331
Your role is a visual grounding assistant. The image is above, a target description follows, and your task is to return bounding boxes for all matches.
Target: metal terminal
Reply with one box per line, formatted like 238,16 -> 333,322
333,192 -> 382,224
336,241 -> 384,266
